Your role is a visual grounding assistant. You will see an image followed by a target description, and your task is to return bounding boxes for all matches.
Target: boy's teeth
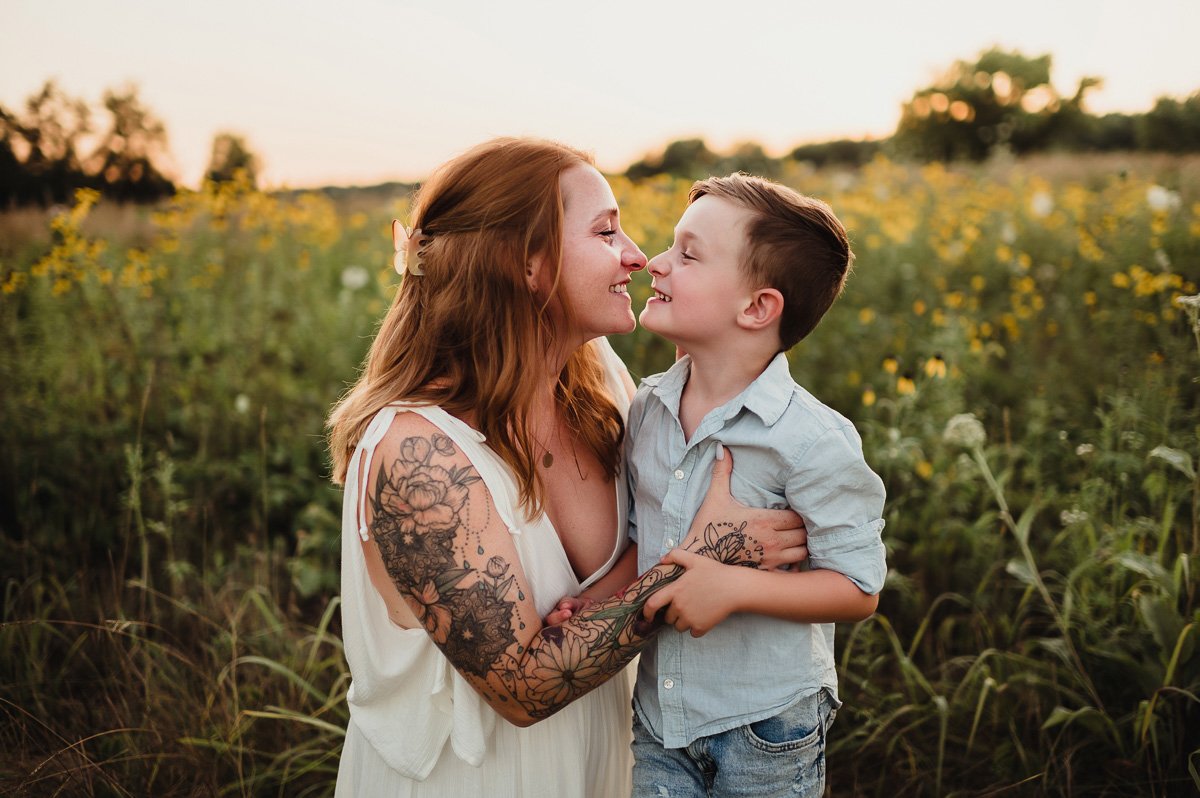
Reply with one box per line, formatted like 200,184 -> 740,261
654,291 -> 672,302
609,284 -> 628,294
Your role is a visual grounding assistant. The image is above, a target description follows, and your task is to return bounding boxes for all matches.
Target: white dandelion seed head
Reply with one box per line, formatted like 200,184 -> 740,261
1075,443 -> 1095,456
1146,185 -> 1181,213
341,265 -> 370,290
944,413 -> 986,449
1060,508 -> 1090,527
234,394 -> 251,415
1030,191 -> 1054,218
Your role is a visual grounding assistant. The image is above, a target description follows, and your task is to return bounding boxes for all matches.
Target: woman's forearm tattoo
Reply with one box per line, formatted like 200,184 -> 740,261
371,432 -> 771,721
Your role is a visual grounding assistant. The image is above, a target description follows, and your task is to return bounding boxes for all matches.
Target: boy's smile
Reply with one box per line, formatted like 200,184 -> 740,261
640,195 -> 756,348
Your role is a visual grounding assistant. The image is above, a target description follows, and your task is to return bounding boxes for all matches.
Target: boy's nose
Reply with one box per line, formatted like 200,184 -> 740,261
647,253 -> 669,277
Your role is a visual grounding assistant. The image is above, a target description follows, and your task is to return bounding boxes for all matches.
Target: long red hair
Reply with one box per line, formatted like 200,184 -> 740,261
328,138 -> 623,515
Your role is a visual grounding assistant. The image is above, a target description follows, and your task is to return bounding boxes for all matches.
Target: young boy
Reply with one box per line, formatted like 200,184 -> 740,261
551,174 -> 886,797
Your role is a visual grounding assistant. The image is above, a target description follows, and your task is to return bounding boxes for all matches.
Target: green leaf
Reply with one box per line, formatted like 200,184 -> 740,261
1138,594 -> 1184,655
1014,503 -> 1038,546
1042,705 -> 1118,747
1148,445 -> 1195,479
1006,558 -> 1036,586
1113,551 -> 1170,583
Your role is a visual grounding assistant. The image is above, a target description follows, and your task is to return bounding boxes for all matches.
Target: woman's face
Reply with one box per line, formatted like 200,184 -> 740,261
549,164 -> 646,343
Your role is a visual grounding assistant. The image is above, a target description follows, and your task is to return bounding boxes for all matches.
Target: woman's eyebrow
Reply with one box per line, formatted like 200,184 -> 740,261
589,208 -> 619,226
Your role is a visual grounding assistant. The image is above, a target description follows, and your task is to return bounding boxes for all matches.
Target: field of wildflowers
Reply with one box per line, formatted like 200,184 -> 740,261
1,153 -> 1197,795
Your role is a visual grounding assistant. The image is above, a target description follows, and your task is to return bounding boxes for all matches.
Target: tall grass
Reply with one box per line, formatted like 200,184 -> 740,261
1,156 -> 1197,795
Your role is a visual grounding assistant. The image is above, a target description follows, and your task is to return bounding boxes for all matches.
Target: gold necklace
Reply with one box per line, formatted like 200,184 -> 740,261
531,424 -> 587,479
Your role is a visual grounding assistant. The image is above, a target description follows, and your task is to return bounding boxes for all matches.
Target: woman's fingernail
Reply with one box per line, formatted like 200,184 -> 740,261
715,442 -> 725,461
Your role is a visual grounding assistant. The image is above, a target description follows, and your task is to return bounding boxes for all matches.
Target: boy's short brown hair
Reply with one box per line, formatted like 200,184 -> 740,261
689,174 -> 854,350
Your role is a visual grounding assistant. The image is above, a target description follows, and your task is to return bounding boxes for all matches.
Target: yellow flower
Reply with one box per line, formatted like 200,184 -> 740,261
1112,272 -> 1130,288
897,374 -> 916,395
858,307 -> 875,324
912,299 -> 927,316
923,355 -> 947,379
882,356 -> 899,374
862,387 -> 876,407
915,461 -> 934,480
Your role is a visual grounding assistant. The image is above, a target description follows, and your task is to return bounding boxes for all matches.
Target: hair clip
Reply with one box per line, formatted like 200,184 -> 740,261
392,219 -> 426,276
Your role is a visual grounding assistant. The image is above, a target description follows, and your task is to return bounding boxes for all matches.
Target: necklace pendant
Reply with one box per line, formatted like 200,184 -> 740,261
542,451 -> 554,469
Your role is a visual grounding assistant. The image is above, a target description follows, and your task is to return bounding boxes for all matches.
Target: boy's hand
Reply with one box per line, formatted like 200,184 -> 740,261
642,549 -> 742,637
544,595 -> 595,626
682,445 -> 808,569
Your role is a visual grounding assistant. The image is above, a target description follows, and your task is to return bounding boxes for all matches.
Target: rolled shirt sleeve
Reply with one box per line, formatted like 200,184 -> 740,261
785,424 -> 887,594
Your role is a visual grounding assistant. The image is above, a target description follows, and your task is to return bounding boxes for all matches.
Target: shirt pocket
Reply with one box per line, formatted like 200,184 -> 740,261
729,469 -> 787,510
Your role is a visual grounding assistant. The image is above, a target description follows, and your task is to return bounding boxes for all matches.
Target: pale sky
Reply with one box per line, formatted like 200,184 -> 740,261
4,0 -> 1198,188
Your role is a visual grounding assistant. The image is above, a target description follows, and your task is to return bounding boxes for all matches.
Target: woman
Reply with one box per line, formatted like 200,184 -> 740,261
327,138 -> 805,797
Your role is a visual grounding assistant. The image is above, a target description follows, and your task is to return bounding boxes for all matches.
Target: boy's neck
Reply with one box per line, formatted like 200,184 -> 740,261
678,340 -> 779,440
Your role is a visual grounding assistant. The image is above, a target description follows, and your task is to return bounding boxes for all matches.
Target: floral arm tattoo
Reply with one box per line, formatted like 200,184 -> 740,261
370,432 -> 768,723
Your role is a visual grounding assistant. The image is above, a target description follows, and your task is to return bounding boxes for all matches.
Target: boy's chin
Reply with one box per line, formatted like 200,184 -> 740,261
638,309 -> 666,334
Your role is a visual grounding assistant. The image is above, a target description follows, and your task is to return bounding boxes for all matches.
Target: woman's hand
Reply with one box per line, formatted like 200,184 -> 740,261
680,444 -> 808,570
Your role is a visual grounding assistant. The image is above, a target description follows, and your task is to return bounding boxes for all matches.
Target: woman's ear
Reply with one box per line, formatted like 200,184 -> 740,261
737,288 -> 784,332
526,253 -> 545,295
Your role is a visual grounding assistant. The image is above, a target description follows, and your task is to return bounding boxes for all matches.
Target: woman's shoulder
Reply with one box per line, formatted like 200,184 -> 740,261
371,406 -> 484,469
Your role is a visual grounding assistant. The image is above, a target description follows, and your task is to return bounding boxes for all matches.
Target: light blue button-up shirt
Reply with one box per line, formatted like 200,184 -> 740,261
628,352 -> 886,749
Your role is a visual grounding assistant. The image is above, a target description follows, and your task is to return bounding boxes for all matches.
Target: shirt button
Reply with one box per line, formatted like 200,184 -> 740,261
663,678 -> 675,689
674,469 -> 685,480
666,538 -> 675,547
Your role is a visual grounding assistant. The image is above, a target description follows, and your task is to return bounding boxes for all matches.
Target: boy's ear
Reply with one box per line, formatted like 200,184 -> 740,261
736,287 -> 784,332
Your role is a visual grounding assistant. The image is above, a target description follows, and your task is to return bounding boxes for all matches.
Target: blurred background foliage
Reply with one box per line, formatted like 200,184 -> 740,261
1,47 -> 1199,796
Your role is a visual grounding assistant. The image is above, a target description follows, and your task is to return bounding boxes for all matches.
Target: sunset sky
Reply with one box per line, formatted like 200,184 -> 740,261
4,0 -> 1198,188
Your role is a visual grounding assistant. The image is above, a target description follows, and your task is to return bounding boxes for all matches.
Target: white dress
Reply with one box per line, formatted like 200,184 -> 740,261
336,339 -> 634,798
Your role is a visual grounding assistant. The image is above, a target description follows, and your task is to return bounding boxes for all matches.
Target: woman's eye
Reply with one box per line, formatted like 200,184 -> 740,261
599,229 -> 617,239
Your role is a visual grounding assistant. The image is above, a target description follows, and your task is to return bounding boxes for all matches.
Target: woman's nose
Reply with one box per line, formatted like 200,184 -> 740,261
622,236 -> 647,272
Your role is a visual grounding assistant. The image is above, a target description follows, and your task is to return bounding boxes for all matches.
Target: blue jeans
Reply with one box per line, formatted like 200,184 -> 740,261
631,690 -> 839,798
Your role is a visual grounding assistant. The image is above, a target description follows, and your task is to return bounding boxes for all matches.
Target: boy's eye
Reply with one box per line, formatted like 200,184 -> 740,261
681,250 -> 695,261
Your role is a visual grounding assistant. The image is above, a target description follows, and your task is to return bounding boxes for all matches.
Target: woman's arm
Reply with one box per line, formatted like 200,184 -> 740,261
364,413 -> 802,726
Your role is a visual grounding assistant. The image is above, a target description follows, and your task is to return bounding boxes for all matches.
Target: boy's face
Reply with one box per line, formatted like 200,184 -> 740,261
640,195 -> 757,348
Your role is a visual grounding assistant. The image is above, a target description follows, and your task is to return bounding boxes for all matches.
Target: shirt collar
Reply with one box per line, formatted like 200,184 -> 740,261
642,352 -> 794,429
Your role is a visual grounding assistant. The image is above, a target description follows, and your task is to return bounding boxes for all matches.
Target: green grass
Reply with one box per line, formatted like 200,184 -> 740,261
1,156 -> 1198,795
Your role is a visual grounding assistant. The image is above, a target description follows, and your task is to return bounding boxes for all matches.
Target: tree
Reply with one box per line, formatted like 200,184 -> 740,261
892,48 -> 1101,161
87,84 -> 174,202
1138,92 -> 1200,152
625,138 -> 720,180
1,80 -> 91,205
206,131 -> 261,186
718,142 -> 778,178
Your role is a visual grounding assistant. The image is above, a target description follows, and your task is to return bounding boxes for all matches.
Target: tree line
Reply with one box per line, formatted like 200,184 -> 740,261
3,48 -> 1198,207
0,81 -> 258,207
626,48 -> 1200,179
